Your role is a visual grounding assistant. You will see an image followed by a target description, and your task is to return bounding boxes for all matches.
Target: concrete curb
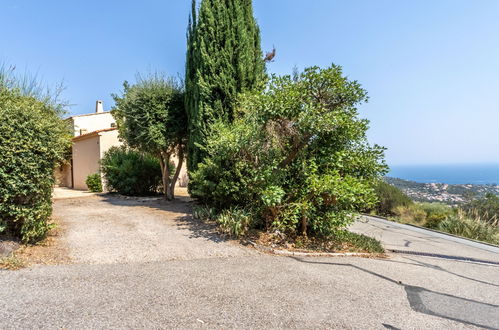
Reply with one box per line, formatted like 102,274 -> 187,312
360,214 -> 499,254
246,240 -> 381,258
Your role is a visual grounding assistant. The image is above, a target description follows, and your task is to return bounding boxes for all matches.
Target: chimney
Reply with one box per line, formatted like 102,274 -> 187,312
95,100 -> 104,113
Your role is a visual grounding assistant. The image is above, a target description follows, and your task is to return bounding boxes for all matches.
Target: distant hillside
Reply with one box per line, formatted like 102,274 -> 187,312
385,177 -> 499,204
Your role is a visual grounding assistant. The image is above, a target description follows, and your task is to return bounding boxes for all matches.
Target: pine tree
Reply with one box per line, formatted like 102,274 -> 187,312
185,0 -> 266,173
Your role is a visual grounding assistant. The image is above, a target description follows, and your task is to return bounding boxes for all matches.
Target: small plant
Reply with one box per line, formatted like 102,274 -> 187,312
334,230 -> 385,253
192,205 -> 218,222
216,208 -> 253,238
0,254 -> 25,270
85,173 -> 102,192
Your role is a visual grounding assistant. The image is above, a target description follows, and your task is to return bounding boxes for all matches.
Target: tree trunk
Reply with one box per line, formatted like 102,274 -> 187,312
160,152 -> 172,200
168,145 -> 184,200
300,215 -> 308,236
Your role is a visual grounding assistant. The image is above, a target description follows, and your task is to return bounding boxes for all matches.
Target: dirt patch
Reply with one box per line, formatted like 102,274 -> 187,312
0,238 -> 20,258
0,216 -> 71,270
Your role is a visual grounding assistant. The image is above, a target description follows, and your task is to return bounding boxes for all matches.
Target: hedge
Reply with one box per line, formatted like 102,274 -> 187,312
0,86 -> 70,242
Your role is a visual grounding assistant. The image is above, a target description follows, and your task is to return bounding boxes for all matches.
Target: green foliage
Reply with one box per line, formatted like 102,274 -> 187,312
371,180 -> 413,215
112,73 -> 187,199
392,205 -> 427,225
437,210 -> 499,245
216,207 -> 253,238
460,193 -> 499,224
0,68 -> 71,243
185,0 -> 266,172
334,230 -> 385,253
419,202 -> 453,229
190,65 -> 387,237
85,173 -> 102,192
192,204 -> 218,222
101,147 -> 168,196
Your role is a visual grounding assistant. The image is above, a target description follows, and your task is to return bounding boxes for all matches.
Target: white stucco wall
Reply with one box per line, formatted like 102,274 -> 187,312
70,112 -> 116,136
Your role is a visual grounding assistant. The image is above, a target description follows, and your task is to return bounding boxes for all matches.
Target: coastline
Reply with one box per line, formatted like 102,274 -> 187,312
385,177 -> 499,204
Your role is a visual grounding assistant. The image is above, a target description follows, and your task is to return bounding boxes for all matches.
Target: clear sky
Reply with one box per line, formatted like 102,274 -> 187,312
1,0 -> 498,165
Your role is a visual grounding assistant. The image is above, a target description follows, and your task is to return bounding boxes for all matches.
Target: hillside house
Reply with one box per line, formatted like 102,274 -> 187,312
55,101 -> 188,191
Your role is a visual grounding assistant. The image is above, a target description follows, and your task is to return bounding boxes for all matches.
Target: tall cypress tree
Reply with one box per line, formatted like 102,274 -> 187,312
185,0 -> 266,173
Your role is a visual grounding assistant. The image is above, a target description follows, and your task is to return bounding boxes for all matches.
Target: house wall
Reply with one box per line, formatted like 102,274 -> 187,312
54,163 -> 72,187
72,135 -> 101,190
71,112 -> 116,136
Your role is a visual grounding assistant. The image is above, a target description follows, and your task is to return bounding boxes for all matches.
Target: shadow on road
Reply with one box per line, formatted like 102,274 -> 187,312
98,193 -> 228,244
290,257 -> 499,329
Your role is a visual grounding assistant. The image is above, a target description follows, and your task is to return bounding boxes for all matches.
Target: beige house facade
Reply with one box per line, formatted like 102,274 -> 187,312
72,128 -> 122,190
55,101 -> 120,190
56,100 -> 188,191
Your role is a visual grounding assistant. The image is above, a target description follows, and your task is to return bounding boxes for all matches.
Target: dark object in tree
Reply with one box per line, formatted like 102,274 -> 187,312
264,46 -> 276,62
185,0 -> 266,175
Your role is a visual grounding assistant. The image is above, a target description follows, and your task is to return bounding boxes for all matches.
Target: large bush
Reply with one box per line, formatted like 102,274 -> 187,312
101,147 -> 169,196
190,65 -> 387,237
419,202 -> 453,229
371,180 -> 413,215
0,71 -> 70,242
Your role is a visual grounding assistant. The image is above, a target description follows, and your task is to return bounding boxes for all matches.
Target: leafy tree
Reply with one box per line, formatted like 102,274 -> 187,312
185,0 -> 266,173
112,74 -> 187,200
0,66 -> 71,242
191,65 -> 387,236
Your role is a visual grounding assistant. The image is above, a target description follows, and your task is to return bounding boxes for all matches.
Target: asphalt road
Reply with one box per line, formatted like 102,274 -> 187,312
0,194 -> 498,329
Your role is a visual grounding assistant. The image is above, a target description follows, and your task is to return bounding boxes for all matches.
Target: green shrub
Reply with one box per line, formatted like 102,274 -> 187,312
371,180 -> 413,216
101,146 -> 170,196
192,205 -> 218,222
334,230 -> 385,253
392,205 -> 426,225
419,202 -> 453,229
216,207 -> 254,238
85,173 -> 102,192
437,210 -> 499,245
190,65 -> 387,238
0,68 -> 71,243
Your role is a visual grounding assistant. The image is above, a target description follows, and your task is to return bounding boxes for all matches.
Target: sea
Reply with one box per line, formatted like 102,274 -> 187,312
387,163 -> 499,185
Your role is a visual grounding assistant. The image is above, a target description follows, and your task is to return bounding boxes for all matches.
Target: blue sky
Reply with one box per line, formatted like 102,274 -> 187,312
1,0 -> 498,165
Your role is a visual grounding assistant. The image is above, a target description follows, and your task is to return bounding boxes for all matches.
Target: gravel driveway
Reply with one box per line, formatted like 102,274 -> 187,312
53,191 -> 255,264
